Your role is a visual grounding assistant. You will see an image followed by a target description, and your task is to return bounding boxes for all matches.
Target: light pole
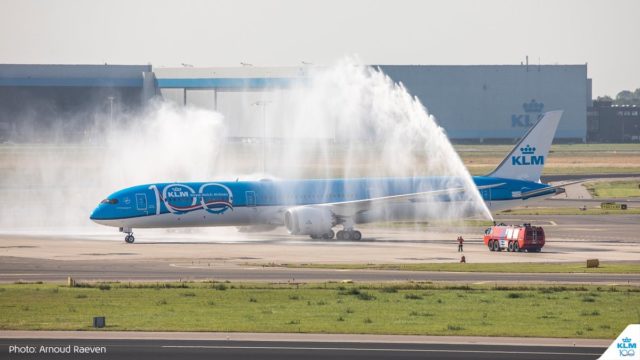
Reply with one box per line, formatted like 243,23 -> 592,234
107,96 -> 115,129
253,101 -> 271,174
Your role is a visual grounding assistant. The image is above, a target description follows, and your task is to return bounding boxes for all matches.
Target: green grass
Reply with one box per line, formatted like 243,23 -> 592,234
498,207 -> 640,215
455,143 -> 640,155
271,262 -> 640,274
585,181 -> 640,199
468,167 -> 640,176
0,282 -> 638,339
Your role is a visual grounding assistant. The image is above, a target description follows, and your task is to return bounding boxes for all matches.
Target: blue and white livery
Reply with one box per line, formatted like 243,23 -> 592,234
91,111 -> 565,243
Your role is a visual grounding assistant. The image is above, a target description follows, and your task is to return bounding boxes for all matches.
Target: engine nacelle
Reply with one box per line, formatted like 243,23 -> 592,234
284,207 -> 334,235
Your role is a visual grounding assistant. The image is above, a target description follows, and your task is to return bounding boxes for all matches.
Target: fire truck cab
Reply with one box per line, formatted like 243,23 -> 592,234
483,223 -> 545,253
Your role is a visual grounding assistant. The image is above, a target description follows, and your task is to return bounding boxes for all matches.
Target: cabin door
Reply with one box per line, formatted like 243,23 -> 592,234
135,193 -> 148,211
245,191 -> 256,207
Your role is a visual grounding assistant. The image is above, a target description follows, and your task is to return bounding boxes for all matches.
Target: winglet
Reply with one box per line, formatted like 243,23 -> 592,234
598,324 -> 639,360
488,110 -> 563,182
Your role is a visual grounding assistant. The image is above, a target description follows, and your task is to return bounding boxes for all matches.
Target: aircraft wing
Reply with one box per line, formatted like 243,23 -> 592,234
316,183 -> 504,217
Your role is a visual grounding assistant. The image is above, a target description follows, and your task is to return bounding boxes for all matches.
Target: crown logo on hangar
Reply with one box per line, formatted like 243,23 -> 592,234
523,99 -> 544,113
520,144 -> 536,155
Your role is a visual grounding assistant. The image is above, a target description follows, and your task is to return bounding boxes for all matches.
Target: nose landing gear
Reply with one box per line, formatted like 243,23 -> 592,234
119,227 -> 135,244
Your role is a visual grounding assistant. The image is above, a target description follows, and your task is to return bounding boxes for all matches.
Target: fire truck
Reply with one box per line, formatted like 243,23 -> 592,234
483,223 -> 545,252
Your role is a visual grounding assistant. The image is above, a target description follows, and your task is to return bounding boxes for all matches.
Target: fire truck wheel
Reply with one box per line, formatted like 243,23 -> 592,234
513,242 -> 519,252
488,240 -> 494,251
492,241 -> 500,252
507,241 -> 514,252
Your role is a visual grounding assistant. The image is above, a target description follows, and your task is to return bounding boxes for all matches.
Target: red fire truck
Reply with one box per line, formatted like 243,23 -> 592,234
483,223 -> 545,252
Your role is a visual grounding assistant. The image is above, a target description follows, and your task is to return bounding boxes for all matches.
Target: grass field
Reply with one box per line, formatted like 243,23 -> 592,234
269,262 -> 640,274
2,143 -> 639,178
456,143 -> 640,176
584,181 -> 640,199
0,282 -> 638,339
497,207 -> 640,216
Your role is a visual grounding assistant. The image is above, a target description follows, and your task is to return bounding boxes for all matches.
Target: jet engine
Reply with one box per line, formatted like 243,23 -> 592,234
284,207 -> 334,236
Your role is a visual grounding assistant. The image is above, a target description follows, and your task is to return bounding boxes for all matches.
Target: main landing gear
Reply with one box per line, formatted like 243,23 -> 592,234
310,230 -> 335,240
308,227 -> 363,241
336,229 -> 362,240
336,219 -> 362,240
120,227 -> 135,244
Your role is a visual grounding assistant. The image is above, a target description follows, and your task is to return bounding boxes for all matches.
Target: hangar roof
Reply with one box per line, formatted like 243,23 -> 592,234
154,66 -> 305,89
0,64 -> 152,87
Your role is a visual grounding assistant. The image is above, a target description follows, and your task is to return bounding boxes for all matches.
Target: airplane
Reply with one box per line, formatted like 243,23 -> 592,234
91,110 -> 566,243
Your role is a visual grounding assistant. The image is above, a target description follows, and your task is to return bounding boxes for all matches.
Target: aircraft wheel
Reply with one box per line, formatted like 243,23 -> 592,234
352,231 -> 362,241
310,234 -> 319,239
125,235 -> 135,244
336,230 -> 344,240
323,230 -> 335,240
342,230 -> 352,240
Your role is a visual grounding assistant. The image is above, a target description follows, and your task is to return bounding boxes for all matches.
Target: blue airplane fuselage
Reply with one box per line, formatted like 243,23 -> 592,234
90,176 -> 554,225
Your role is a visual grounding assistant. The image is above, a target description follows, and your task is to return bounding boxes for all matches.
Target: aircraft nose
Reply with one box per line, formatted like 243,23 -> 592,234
90,205 -> 102,221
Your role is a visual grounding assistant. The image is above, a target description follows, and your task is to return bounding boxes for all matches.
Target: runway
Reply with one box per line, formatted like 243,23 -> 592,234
1,256 -> 639,284
0,338 -> 606,360
1,206 -> 639,285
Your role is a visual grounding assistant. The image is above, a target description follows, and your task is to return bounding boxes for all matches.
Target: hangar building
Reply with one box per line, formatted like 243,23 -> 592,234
0,63 -> 588,142
153,64 -> 588,143
0,64 -> 155,141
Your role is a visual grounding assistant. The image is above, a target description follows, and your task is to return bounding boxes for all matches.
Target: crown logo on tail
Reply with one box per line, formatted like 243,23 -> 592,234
520,144 -> 536,155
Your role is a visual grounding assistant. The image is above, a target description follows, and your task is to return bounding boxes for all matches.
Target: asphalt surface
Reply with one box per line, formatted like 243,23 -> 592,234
0,338 -> 606,360
540,173 -> 640,182
1,256 -> 639,284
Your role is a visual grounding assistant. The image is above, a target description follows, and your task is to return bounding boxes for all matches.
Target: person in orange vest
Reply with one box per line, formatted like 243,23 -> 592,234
457,235 -> 464,252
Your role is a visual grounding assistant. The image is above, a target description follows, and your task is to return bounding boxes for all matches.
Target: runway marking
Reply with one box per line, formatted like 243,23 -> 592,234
0,273 -> 51,276
161,344 -> 601,356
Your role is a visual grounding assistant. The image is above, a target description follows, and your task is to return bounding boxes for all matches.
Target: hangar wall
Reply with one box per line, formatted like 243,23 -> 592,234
154,64 -> 588,142
0,63 -> 588,143
379,65 -> 588,142
0,64 -> 154,141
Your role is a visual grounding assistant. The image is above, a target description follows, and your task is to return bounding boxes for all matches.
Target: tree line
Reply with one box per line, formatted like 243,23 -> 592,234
597,88 -> 640,106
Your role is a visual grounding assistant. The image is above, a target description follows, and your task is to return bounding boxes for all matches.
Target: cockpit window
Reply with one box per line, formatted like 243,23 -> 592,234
101,198 -> 119,205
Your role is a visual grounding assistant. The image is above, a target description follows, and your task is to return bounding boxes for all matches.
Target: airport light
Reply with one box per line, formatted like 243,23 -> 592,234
253,100 -> 272,174
107,96 -> 115,129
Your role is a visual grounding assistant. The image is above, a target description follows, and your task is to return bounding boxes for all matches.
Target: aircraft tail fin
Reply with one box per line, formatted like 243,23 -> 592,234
487,110 -> 563,182
597,324 -> 639,360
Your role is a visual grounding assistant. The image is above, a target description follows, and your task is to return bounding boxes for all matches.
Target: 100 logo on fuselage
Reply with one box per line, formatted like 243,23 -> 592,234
149,183 -> 234,215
